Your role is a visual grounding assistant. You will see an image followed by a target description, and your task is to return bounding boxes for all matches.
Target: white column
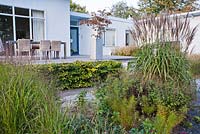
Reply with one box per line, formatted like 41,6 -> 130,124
90,30 -> 103,60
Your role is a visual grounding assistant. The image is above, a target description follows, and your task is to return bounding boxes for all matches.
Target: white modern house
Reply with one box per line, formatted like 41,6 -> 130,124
0,0 -> 134,59
0,0 -> 200,60
0,0 -> 71,58
70,11 -> 134,56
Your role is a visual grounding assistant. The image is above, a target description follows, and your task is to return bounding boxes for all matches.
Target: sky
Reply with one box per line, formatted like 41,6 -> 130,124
74,0 -> 139,12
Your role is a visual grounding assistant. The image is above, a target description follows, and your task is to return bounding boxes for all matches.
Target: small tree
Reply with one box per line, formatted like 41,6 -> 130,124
80,10 -> 112,39
70,0 -> 88,13
138,0 -> 200,15
111,1 -> 139,19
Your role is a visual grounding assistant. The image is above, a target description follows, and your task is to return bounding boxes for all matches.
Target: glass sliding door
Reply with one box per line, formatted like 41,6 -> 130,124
32,10 -> 44,41
15,17 -> 30,40
0,4 -> 13,43
0,15 -> 13,42
0,5 -> 45,42
15,7 -> 30,40
70,27 -> 79,55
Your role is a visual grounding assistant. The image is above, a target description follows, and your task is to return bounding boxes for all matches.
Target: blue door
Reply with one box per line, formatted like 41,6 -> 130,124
70,27 -> 79,55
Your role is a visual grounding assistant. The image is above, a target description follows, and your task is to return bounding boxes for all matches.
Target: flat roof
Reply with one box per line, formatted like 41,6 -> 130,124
70,11 -> 132,23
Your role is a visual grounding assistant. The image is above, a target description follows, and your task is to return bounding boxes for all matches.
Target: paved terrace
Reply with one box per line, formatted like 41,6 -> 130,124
32,55 -> 134,64
0,55 -> 135,66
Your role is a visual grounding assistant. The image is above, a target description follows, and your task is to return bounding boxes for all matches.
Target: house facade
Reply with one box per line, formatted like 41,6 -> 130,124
70,11 -> 134,56
0,0 -> 200,59
187,11 -> 200,54
0,0 -> 70,57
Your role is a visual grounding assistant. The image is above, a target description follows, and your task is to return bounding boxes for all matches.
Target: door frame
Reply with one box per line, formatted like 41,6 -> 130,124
70,27 -> 79,55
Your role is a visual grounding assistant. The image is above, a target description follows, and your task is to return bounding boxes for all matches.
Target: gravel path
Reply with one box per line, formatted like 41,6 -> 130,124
59,87 -> 95,108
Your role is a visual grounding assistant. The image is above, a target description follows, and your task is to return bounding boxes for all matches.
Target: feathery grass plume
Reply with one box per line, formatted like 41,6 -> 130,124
130,13 -> 198,54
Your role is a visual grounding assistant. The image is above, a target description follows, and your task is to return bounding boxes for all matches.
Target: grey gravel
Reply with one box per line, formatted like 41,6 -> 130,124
59,87 -> 95,108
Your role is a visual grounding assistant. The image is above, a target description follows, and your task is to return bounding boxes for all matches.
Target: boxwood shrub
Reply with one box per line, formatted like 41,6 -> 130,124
38,61 -> 122,90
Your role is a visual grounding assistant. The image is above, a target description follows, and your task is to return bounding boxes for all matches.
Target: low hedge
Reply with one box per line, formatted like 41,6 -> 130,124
38,61 -> 122,90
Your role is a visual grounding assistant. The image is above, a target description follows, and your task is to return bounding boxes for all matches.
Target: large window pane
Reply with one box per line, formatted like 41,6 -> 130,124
32,10 -> 44,41
0,5 -> 12,14
126,30 -> 133,46
32,19 -> 44,41
105,29 -> 116,46
15,7 -> 29,16
16,17 -> 30,39
31,10 -> 44,18
0,15 -> 13,42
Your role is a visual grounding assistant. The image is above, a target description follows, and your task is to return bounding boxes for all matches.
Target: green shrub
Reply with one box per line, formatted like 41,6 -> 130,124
96,70 -> 193,132
38,61 -> 122,90
64,114 -> 126,134
96,72 -> 143,130
0,64 -> 65,134
153,105 -> 186,134
193,116 -> 200,124
65,91 -> 126,134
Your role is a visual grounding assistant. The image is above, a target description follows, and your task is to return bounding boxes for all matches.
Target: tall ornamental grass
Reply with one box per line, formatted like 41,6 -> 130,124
131,13 -> 198,54
0,64 -> 65,134
135,43 -> 192,88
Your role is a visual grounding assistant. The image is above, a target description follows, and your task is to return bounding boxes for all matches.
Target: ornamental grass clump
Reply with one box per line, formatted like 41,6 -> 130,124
0,64 -> 65,134
135,43 -> 192,88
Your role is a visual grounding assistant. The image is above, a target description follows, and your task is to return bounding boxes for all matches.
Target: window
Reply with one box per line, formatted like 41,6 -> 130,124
105,29 -> 115,46
126,30 -> 133,46
0,5 -> 45,42
15,17 -> 30,39
70,20 -> 78,26
15,7 -> 29,16
0,15 -> 13,42
0,5 -> 12,14
32,10 -> 45,41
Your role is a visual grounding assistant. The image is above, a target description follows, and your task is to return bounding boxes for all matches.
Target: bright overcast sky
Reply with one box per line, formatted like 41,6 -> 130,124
74,0 -> 139,12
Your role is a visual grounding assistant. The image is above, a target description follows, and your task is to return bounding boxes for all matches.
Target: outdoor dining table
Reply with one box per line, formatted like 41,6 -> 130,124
5,40 -> 67,58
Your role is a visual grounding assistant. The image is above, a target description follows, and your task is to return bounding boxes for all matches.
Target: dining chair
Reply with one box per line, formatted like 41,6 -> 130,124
16,39 -> 31,57
51,41 -> 61,59
39,40 -> 51,60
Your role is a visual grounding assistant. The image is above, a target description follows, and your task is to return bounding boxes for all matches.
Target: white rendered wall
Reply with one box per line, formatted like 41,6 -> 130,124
0,0 -> 70,57
103,17 -> 133,55
79,25 -> 92,55
79,17 -> 133,56
188,16 -> 200,54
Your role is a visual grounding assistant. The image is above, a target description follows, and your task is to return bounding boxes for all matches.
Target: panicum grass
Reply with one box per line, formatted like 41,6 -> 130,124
0,64 -> 65,134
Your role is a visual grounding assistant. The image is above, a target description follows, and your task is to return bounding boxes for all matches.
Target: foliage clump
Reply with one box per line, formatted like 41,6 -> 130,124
135,43 -> 192,87
95,42 -> 196,133
138,0 -> 200,15
38,61 -> 122,90
0,64 -> 65,134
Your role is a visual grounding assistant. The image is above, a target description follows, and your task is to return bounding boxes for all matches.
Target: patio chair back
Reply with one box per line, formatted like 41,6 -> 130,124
17,39 -> 31,51
51,41 -> 61,51
40,40 -> 51,51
